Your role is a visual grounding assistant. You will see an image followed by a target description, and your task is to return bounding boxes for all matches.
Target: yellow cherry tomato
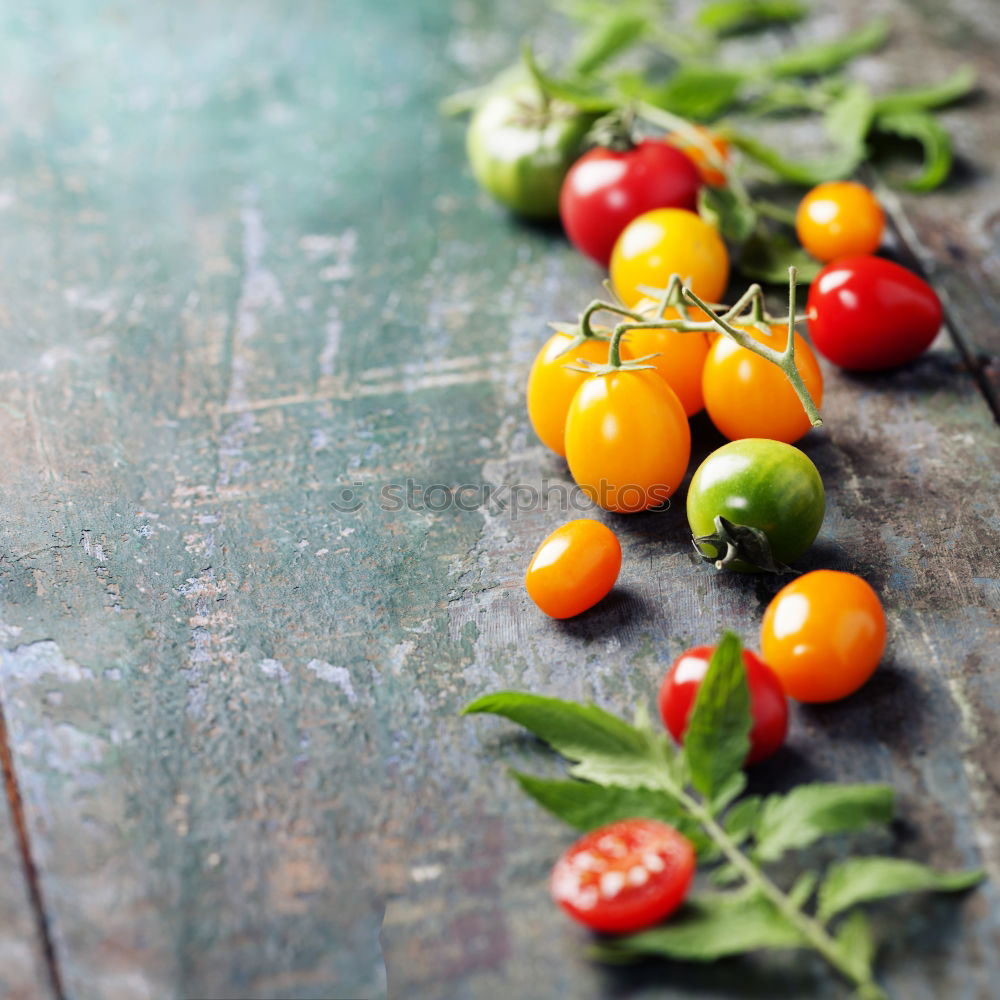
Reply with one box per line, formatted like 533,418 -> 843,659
527,330 -> 633,457
525,519 -> 622,619
702,323 -> 823,443
761,570 -> 887,702
565,369 -> 691,513
795,181 -> 885,262
668,127 -> 730,187
610,208 -> 730,309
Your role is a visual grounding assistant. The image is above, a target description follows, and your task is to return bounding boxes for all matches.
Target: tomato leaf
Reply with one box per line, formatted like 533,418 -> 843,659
817,857 -> 985,922
626,66 -> 747,122
591,888 -> 805,962
755,783 -> 895,862
727,129 -> 863,186
463,691 -> 674,789
763,19 -> 888,78
823,82 -> 875,158
570,12 -> 649,76
737,231 -> 822,285
834,909 -> 876,982
681,633 -> 752,803
873,66 -> 977,115
522,46 -> 618,113
723,794 -> 763,846
874,110 -> 953,191
699,187 -> 757,245
696,0 -> 807,36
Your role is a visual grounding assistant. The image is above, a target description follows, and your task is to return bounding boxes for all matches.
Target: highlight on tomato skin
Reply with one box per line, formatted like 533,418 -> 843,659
550,818 -> 696,933
795,181 -> 885,262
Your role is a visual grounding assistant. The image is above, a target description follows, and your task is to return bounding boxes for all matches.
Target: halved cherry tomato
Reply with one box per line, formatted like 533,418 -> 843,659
525,519 -> 621,619
658,645 -> 788,764
527,331 -> 632,456
668,126 -> 730,187
702,323 -> 823,444
807,255 -> 943,371
610,208 -> 729,309
760,570 -> 887,703
551,818 -> 695,933
795,181 -> 884,262
565,368 -> 691,512
559,139 -> 702,267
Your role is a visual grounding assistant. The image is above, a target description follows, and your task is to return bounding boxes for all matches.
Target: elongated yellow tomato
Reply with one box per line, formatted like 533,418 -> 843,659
527,331 -> 633,457
565,370 -> 691,513
610,208 -> 729,309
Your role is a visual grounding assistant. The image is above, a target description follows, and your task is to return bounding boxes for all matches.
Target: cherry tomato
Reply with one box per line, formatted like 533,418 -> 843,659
795,181 -> 884,262
807,255 -> 943,371
702,323 -> 823,443
687,439 -> 825,572
658,645 -> 788,764
466,83 -> 593,219
625,300 -> 711,417
525,519 -> 621,619
761,570 -> 887,703
551,818 -> 695,933
565,369 -> 691,513
559,140 -> 702,267
610,208 -> 729,309
527,331 -> 633,456
668,127 -> 730,187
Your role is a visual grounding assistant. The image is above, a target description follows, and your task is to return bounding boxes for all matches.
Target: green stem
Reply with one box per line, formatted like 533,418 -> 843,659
753,199 -> 799,226
579,300 -> 643,341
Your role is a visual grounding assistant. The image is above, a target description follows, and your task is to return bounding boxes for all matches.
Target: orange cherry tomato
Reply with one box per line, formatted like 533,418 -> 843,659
795,181 -> 885,262
760,570 -> 887,702
565,368 -> 691,513
702,323 -> 823,443
526,330 -> 633,457
525,519 -> 622,619
627,300 -> 711,417
610,208 -> 729,309
668,126 -> 730,187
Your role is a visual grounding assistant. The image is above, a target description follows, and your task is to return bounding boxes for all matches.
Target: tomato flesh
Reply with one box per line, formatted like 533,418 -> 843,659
551,818 -> 695,933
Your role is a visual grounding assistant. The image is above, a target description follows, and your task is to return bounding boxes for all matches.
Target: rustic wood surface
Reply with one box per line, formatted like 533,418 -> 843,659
0,1 -> 998,999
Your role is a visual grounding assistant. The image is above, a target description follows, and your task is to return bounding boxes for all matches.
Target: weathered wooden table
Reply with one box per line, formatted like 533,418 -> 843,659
1,1 -> 998,998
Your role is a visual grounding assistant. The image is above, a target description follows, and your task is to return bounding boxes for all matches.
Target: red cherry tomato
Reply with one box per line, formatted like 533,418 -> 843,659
560,140 -> 702,267
807,256 -> 943,371
551,818 -> 695,933
658,645 -> 788,764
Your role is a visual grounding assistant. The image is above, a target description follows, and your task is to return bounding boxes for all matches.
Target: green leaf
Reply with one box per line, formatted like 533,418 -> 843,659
571,12 -> 649,76
522,46 -> 618,113
834,909 -> 876,982
818,857 -> 984,922
873,66 -> 976,115
682,633 -> 751,802
764,19 -> 889,78
699,186 -> 757,245
724,795 -> 763,845
727,129 -> 863,185
463,691 -> 673,789
875,110 -> 953,191
738,230 -> 822,285
592,888 -> 805,962
697,0 -> 807,36
788,871 -> 818,908
755,783 -> 894,862
633,65 -> 747,121
823,82 -> 875,157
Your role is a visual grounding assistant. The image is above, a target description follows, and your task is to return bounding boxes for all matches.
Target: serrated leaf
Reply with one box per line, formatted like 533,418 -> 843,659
463,691 -> 672,789
873,66 -> 976,115
592,888 -> 805,962
697,0 -> 806,36
756,783 -> 894,862
635,66 -> 747,122
738,231 -> 822,285
699,186 -> 757,244
724,795 -> 763,845
834,909 -> 876,982
571,12 -> 649,76
682,633 -> 751,801
875,110 -> 953,191
765,19 -> 888,78
818,857 -> 984,922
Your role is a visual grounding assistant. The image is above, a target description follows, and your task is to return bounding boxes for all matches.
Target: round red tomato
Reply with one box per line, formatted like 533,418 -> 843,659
551,818 -> 695,933
560,140 -> 702,267
658,646 -> 788,764
807,256 -> 943,371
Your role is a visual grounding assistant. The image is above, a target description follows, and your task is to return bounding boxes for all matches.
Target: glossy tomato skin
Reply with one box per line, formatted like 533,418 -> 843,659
525,519 -> 622,619
702,324 -> 823,443
761,570 -> 887,703
565,369 -> 691,513
796,181 -> 884,262
807,256 -> 943,371
687,439 -> 825,571
610,208 -> 729,309
527,332 -> 632,456
551,818 -> 695,933
467,84 -> 592,219
658,646 -> 788,764
560,140 -> 702,267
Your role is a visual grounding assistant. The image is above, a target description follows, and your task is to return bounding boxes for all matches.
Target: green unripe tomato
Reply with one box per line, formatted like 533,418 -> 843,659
687,439 -> 825,573
466,83 -> 592,219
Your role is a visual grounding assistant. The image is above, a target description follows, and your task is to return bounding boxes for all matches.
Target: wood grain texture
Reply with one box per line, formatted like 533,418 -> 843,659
0,1 -> 997,999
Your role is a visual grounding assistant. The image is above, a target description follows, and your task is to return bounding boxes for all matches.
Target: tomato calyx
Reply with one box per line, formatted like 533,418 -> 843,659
584,106 -> 639,153
692,514 -> 793,574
